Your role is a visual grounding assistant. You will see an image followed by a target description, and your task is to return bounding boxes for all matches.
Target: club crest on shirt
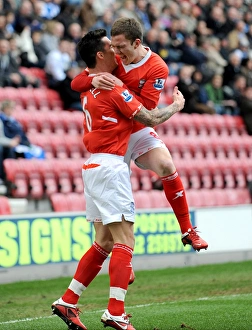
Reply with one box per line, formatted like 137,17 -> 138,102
138,79 -> 146,89
153,79 -> 165,90
121,90 -> 133,102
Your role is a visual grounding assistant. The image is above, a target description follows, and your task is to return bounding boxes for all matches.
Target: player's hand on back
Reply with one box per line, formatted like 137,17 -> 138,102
92,73 -> 123,90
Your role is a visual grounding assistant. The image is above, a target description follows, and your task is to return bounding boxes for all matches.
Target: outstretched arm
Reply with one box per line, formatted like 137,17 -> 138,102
134,87 -> 185,127
71,71 -> 118,92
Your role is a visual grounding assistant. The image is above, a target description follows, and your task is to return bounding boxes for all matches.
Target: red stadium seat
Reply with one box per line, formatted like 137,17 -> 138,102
148,190 -> 169,208
28,133 -> 55,159
50,193 -> 86,212
133,191 -> 152,209
3,159 -> 29,198
29,172 -> 44,199
50,193 -> 70,212
0,196 -> 11,215
67,193 -> 86,211
130,171 -> 140,192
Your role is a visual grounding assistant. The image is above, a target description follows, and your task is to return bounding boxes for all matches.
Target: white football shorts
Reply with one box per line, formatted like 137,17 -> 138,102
82,153 -> 135,225
124,127 -> 167,169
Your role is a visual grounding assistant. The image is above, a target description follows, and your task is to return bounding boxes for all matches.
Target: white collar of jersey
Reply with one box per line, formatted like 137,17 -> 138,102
122,47 -> 151,73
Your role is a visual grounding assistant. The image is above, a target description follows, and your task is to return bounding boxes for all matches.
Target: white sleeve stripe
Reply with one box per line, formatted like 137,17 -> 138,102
102,115 -> 118,123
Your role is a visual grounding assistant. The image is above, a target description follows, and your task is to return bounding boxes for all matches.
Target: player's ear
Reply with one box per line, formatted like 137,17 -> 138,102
97,51 -> 104,59
133,39 -> 141,48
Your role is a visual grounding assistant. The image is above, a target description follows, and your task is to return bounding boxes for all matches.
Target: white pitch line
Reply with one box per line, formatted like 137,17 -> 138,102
1,293 -> 251,325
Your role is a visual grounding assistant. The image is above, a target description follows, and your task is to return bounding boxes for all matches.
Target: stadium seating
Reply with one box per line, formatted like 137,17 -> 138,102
2,80 -> 252,211
13,110 -> 84,135
50,192 -> 86,212
0,196 -> 11,215
3,158 -> 86,198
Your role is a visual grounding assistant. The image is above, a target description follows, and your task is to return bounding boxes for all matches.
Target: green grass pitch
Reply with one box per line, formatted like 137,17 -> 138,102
0,260 -> 252,330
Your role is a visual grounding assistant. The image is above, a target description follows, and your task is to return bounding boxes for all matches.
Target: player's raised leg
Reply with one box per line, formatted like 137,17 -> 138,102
135,143 -> 208,251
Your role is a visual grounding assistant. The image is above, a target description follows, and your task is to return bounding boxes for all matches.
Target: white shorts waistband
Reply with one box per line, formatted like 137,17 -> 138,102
89,153 -> 124,161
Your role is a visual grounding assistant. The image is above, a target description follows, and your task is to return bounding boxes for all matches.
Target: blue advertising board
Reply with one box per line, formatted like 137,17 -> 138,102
0,210 -> 194,268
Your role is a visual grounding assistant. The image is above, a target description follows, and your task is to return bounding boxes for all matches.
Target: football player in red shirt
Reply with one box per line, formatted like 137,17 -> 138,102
52,29 -> 185,330
71,18 -> 208,252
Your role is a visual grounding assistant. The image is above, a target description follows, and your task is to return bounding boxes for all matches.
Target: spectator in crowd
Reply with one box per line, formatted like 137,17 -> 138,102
199,74 -> 237,115
0,100 -> 45,159
223,73 -> 247,114
91,9 -> 114,37
227,20 -> 249,51
179,1 -> 197,34
197,0 -> 211,21
167,1 -> 181,20
0,13 -> 9,39
40,20 -> 65,53
0,100 -> 30,147
219,37 -> 231,61
226,6 -> 243,31
45,38 -> 75,90
239,86 -> 252,135
117,0 -> 139,20
155,29 -> 182,75
223,51 -> 243,87
8,36 -> 21,64
144,27 -> 158,52
14,0 -> 42,33
79,0 -> 97,31
165,18 -> 185,50
179,33 -> 207,68
91,0 -> 115,17
5,10 -> 16,37
0,38 -> 39,87
134,0 -> 152,33
66,22 -> 83,64
55,3 -> 82,31
38,0 -> 61,20
0,115 -> 20,183
58,66 -> 83,111
206,6 -> 234,39
200,36 -> 228,75
241,57 -> 252,86
194,19 -> 213,44
31,29 -> 49,68
246,23 -> 252,48
0,0 -> 14,13
177,65 -> 215,114
14,25 -> 38,67
146,2 -> 160,27
157,4 -> 172,30
233,37 -> 250,62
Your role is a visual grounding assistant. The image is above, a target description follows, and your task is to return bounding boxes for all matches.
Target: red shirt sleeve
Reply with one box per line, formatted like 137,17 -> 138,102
71,69 -> 92,92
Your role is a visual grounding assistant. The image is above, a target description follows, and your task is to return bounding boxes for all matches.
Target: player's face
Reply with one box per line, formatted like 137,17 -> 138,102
111,34 -> 139,65
102,36 -> 118,71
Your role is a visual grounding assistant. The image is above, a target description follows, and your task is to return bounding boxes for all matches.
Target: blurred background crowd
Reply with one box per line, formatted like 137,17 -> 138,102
0,0 -> 251,122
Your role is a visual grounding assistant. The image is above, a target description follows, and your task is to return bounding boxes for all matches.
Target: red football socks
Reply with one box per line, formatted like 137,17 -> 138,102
161,171 -> 192,234
62,241 -> 109,305
108,243 -> 133,316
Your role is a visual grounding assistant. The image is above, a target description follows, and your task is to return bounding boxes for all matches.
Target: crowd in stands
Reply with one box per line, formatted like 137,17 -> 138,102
0,0 -> 252,204
0,0 -> 251,116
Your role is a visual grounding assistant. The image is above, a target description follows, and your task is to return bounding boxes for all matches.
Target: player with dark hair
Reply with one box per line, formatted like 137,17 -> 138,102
52,29 -> 185,330
72,18 -> 208,252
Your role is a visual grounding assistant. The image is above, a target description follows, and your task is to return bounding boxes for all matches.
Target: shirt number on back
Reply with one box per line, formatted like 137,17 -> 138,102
82,96 -> 92,132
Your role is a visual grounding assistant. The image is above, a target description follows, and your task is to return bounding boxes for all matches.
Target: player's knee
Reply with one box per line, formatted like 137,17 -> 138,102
156,159 -> 176,177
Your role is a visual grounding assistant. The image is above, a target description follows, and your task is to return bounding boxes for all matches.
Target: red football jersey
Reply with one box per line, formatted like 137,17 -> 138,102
71,48 -> 168,133
81,85 -> 142,155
